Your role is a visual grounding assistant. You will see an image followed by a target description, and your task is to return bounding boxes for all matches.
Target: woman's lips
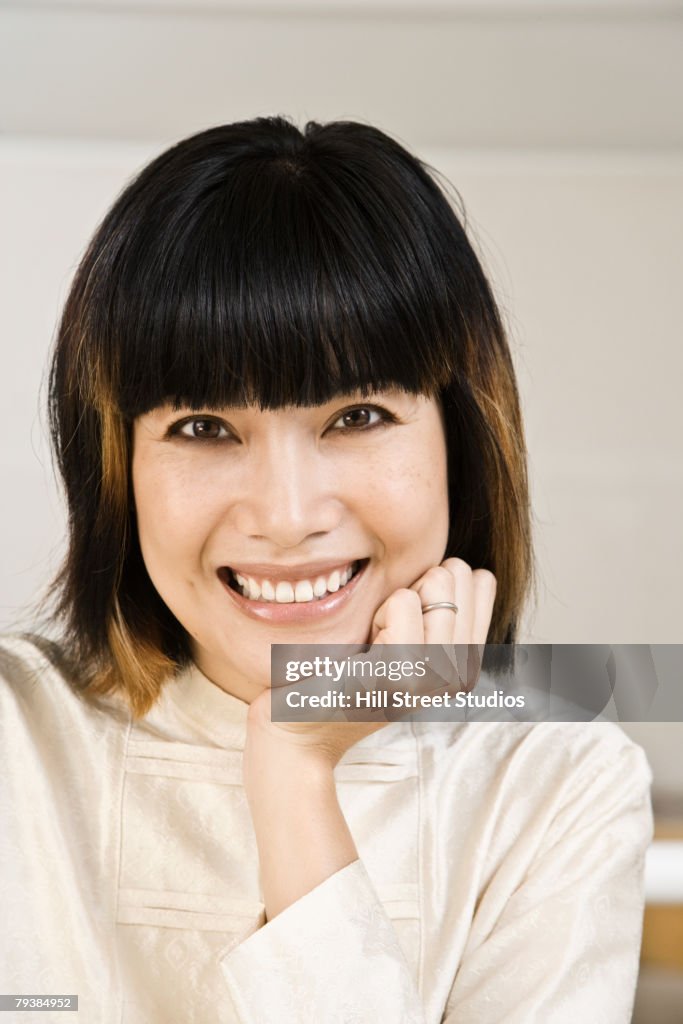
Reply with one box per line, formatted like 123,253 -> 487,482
217,560 -> 369,624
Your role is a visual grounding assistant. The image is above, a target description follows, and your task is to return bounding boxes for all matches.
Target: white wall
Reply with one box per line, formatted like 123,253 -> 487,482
0,140 -> 158,629
2,3 -> 683,149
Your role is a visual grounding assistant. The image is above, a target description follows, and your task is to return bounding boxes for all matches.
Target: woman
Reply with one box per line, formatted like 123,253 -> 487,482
0,117 -> 651,1023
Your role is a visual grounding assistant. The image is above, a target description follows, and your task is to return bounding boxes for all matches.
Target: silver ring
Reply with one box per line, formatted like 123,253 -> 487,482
421,601 -> 459,615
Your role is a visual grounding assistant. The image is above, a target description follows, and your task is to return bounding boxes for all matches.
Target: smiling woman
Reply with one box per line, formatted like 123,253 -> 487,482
46,117 -> 530,720
0,118 -> 651,1023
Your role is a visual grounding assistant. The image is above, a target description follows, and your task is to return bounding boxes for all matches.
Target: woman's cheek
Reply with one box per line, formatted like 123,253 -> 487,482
135,468 -> 201,567
361,454 -> 448,563
395,460 -> 449,566
391,453 -> 447,524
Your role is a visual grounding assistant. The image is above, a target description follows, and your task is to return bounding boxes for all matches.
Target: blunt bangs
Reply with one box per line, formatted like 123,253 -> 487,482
88,119 -> 464,419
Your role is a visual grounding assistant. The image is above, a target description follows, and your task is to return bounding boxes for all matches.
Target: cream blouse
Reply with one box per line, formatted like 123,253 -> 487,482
0,634 -> 652,1023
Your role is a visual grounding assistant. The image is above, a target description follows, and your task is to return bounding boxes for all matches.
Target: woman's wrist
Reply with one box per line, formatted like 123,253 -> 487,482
243,716 -> 338,788
243,742 -> 337,809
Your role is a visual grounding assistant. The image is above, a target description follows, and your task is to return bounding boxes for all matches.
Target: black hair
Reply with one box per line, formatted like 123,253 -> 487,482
49,116 -> 534,717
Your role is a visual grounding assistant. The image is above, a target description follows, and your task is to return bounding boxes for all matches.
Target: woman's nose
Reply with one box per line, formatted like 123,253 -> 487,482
233,439 -> 342,548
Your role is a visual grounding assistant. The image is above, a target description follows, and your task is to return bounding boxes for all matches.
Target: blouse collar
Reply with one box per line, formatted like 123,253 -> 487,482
163,660 -> 249,749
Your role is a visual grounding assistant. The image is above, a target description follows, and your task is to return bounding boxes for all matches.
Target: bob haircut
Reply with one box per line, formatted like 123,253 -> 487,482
48,116 -> 534,719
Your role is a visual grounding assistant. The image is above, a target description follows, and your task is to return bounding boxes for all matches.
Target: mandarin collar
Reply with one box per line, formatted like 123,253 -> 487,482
163,661 -> 249,749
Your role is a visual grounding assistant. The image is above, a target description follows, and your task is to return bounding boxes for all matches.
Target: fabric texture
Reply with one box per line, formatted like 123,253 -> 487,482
0,634 -> 652,1023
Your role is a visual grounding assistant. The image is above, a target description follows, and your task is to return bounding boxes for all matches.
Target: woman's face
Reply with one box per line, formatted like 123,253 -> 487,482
132,388 -> 449,701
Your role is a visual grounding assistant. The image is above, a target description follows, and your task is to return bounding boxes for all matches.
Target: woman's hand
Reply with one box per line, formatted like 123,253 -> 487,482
370,557 -> 496,647
242,557 -> 496,919
245,557 -> 497,771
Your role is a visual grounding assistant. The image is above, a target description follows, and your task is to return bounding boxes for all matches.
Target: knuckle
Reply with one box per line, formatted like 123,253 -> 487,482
380,589 -> 407,612
383,589 -> 423,618
443,557 -> 473,579
423,566 -> 454,586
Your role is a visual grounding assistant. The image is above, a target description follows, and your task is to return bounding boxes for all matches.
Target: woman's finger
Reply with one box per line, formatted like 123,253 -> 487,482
439,558 -> 474,643
411,565 -> 459,644
370,587 -> 424,645
471,569 -> 497,645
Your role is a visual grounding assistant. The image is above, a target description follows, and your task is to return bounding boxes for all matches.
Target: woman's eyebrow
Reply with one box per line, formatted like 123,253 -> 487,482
149,388 -> 411,420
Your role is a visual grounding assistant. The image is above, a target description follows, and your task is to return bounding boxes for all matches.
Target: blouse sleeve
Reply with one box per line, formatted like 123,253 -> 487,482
442,738 -> 653,1023
217,857 -> 425,1023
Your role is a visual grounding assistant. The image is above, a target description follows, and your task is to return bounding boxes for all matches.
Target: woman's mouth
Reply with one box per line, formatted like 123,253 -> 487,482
223,560 -> 363,603
216,559 -> 369,623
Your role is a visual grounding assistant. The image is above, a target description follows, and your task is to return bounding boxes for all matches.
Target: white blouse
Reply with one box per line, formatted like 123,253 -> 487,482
0,634 -> 652,1023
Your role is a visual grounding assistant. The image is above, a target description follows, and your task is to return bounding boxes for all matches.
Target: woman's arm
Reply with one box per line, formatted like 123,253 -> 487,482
244,558 -> 495,921
242,725 -> 359,921
222,711 -> 428,1023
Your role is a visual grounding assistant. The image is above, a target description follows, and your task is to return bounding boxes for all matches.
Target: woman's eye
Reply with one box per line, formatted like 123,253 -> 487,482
174,417 -> 230,440
331,406 -> 392,431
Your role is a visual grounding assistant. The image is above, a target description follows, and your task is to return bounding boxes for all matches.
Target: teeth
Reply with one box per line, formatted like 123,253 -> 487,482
231,561 -> 360,603
295,580 -> 314,603
275,581 -> 294,603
